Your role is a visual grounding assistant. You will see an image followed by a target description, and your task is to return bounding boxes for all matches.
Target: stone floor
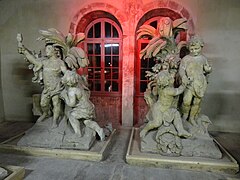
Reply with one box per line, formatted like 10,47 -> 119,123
0,122 -> 240,180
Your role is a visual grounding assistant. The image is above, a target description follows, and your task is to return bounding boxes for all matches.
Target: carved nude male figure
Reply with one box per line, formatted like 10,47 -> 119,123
17,37 -> 67,127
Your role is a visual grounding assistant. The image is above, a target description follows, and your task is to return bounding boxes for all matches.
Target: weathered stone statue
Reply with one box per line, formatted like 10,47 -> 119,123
137,17 -> 221,158
179,36 -> 212,125
17,34 -> 67,128
140,70 -> 191,155
61,70 -> 105,141
16,29 -> 105,149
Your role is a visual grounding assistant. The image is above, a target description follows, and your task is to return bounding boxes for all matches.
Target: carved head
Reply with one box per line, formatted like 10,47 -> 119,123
188,36 -> 204,56
156,70 -> 174,88
45,44 -> 57,58
62,70 -> 79,87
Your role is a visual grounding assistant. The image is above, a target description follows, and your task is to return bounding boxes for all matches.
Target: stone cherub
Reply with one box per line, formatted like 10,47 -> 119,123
60,70 -> 105,141
179,35 -> 212,125
140,70 -> 191,139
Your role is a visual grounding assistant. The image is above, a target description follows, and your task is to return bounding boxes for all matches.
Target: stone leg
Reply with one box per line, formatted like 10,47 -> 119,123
37,94 -> 51,123
140,120 -> 162,138
173,111 -> 191,137
69,114 -> 82,136
84,120 -> 105,141
52,95 -> 61,128
189,97 -> 201,125
181,89 -> 193,121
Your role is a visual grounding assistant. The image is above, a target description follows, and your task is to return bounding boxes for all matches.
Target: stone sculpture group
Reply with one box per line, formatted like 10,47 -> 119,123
17,29 -> 105,150
15,17 -> 221,158
137,17 -> 221,158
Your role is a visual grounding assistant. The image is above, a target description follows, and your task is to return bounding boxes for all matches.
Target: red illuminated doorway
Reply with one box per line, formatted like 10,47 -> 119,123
84,18 -> 122,127
134,16 -> 187,126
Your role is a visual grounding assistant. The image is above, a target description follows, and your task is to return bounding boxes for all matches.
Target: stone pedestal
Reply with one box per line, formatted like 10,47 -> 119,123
126,128 -> 239,174
0,165 -> 25,180
0,167 -> 8,180
141,130 -> 222,159
17,118 -> 95,150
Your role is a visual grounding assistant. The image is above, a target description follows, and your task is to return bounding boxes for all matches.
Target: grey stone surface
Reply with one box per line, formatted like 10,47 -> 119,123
141,130 -> 222,159
17,118 -> 96,150
0,128 -> 238,180
0,167 -> 8,180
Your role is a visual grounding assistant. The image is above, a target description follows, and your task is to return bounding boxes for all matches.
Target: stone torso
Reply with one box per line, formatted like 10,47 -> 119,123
41,58 -> 65,95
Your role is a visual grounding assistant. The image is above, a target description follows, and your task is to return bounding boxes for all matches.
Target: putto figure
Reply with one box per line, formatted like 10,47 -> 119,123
179,36 -> 212,125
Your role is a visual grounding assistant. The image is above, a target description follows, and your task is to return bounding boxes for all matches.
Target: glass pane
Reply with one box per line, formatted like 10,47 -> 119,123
112,81 -> 118,91
94,68 -> 101,79
95,80 -> 101,91
104,68 -> 111,79
150,21 -> 157,29
105,81 -> 112,92
88,68 -> 93,79
105,22 -> 111,38
141,69 -> 147,80
140,81 -> 147,92
105,56 -> 111,67
112,69 -> 119,79
87,43 -> 93,54
95,43 -> 101,55
88,56 -> 93,67
149,58 -> 155,68
141,43 -> 148,50
113,26 -> 119,37
105,44 -> 111,55
94,22 -> 101,38
87,27 -> 93,38
95,56 -> 101,67
88,80 -> 93,90
112,56 -> 119,67
141,58 -> 148,68
112,44 -> 119,55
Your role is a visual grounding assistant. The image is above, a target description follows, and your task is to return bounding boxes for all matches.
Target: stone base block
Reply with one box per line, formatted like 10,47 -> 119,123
126,128 -> 239,174
17,118 -> 97,150
0,129 -> 116,162
0,165 -> 25,180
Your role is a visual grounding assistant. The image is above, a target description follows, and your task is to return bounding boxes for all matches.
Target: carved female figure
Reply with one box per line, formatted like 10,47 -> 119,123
61,70 -> 105,141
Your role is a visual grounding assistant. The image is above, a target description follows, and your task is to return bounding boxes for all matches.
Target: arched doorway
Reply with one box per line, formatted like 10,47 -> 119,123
134,9 -> 189,126
83,18 -> 123,127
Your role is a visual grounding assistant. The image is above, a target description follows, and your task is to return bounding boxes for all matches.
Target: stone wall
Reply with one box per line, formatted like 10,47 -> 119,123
0,0 -> 240,132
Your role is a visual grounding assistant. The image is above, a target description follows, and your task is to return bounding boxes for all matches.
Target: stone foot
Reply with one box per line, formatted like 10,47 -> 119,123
140,129 -> 147,139
36,113 -> 47,123
51,121 -> 58,129
178,129 -> 192,138
98,128 -> 105,141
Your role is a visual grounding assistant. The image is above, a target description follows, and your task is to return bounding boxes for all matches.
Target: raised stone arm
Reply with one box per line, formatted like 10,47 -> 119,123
16,33 -> 42,68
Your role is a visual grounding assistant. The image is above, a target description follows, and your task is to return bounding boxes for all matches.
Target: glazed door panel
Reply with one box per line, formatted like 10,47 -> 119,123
90,95 -> 121,127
